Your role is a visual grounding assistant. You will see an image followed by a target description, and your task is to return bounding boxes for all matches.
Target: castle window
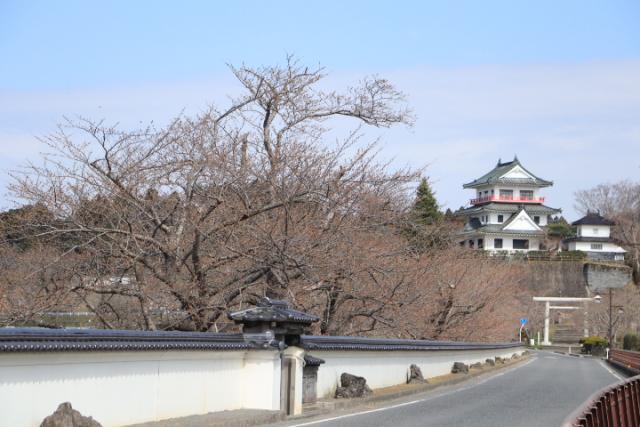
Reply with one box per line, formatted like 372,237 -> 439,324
500,189 -> 514,200
513,239 -> 529,249
534,216 -> 540,224
478,239 -> 484,249
520,190 -> 534,200
590,243 -> 603,250
494,238 -> 503,249
497,215 -> 504,223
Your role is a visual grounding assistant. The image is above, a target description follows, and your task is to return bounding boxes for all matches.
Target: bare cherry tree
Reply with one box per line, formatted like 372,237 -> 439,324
9,57 -> 417,331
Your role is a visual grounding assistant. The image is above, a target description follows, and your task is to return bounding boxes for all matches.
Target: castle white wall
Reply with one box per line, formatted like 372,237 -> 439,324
577,225 -> 611,238
0,350 -> 281,427
484,237 -> 541,251
475,186 -> 541,200
567,241 -> 626,253
312,347 -> 525,398
484,212 -> 546,226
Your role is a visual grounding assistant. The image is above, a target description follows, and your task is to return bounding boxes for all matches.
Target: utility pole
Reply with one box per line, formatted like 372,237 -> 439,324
606,288 -> 624,349
608,288 -> 613,349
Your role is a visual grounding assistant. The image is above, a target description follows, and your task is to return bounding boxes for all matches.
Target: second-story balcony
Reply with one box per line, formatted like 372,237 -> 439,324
470,195 -> 545,205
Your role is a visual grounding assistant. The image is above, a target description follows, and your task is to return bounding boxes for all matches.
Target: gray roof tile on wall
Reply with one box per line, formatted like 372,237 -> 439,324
0,328 -> 250,353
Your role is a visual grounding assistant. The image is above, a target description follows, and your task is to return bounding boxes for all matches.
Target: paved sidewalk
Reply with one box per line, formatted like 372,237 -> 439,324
124,409 -> 285,427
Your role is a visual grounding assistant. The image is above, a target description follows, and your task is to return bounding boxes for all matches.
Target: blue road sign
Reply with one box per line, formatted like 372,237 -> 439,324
520,318 -> 528,326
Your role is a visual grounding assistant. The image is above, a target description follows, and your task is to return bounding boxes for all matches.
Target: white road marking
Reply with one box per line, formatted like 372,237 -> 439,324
291,358 -> 536,427
599,360 -> 624,381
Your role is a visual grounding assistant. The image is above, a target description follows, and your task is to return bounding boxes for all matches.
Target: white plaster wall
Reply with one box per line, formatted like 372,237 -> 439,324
484,237 -> 495,250
0,350 -> 280,427
312,347 -> 525,398
498,237 -> 513,250
486,212 -> 545,226
572,241 -> 626,253
487,237 -> 540,251
534,214 -> 547,226
578,225 -> 611,238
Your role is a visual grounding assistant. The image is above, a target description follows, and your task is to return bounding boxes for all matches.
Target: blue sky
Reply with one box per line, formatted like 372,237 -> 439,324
1,1 -> 639,218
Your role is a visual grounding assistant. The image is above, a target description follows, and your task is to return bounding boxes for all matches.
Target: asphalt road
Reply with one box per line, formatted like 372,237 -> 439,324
285,352 -> 622,427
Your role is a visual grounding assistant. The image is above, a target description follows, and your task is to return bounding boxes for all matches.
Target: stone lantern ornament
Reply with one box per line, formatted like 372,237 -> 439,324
228,298 -> 323,413
228,297 -> 319,348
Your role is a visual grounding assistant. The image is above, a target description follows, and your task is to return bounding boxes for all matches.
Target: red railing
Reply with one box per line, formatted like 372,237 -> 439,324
470,195 -> 545,205
610,349 -> 640,374
562,375 -> 640,427
563,350 -> 640,427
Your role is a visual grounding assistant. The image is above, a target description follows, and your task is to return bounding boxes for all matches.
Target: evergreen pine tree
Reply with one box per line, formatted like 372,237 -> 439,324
411,178 -> 442,224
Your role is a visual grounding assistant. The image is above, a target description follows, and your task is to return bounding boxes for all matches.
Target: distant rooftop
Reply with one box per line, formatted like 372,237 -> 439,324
463,156 -> 553,189
572,212 -> 615,226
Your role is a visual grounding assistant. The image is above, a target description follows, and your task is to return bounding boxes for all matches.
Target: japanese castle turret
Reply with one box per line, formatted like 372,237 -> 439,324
563,212 -> 626,261
457,156 -> 560,252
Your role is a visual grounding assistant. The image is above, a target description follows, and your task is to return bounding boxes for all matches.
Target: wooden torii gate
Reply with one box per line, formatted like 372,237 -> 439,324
532,296 -> 600,346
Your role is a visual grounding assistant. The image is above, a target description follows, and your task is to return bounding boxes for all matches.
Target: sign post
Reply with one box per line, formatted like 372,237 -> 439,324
519,318 -> 528,343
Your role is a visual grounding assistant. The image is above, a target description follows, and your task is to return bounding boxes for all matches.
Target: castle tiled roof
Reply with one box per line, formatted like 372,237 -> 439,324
461,208 -> 544,237
572,212 -> 615,226
457,203 -> 561,217
461,224 -> 545,237
463,157 -> 552,189
563,236 -> 615,243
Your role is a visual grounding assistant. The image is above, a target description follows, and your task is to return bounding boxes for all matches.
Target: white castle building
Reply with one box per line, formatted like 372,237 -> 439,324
563,212 -> 626,261
457,157 -> 561,252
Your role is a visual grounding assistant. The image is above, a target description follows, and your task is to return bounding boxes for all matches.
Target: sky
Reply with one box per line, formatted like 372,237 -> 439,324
1,1 -> 639,219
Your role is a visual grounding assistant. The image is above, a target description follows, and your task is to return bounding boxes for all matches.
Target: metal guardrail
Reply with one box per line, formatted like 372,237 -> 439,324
609,349 -> 640,375
562,374 -> 640,427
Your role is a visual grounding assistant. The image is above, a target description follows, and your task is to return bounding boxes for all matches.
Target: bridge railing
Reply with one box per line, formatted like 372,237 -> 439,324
562,374 -> 640,427
563,349 -> 640,427
609,349 -> 640,375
